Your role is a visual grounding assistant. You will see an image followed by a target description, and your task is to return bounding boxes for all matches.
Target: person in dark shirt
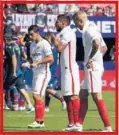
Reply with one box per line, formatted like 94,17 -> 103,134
4,34 -> 34,112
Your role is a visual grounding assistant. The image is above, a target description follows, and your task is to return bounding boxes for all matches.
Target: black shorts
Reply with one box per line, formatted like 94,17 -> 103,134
4,75 -> 25,91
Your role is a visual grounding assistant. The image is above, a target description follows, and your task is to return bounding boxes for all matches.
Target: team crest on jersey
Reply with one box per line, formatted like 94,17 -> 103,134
37,46 -> 40,49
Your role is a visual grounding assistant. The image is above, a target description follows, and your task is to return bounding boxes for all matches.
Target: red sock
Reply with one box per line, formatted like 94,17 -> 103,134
35,100 -> 44,122
19,100 -> 25,107
72,98 -> 80,124
14,94 -> 19,105
79,98 -> 88,124
66,100 -> 74,125
96,99 -> 110,127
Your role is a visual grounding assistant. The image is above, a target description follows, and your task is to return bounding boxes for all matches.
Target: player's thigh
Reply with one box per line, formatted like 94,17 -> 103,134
61,72 -> 80,96
85,70 -> 103,93
4,75 -> 19,90
32,73 -> 51,96
79,89 -> 89,99
15,77 -> 25,90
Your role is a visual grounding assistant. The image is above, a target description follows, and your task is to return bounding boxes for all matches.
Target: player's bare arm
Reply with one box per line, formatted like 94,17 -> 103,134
100,45 -> 108,55
12,55 -> 17,76
53,36 -> 66,52
21,51 -> 27,60
90,39 -> 100,59
86,39 -> 100,68
30,54 -> 54,68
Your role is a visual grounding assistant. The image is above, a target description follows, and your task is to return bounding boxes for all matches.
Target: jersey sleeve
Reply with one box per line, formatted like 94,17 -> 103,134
87,27 -> 102,44
9,46 -> 16,56
60,33 -> 71,46
43,40 -> 52,56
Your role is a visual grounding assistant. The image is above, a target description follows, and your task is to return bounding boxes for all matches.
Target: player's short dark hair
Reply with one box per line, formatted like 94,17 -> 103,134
57,14 -> 71,25
28,25 -> 39,33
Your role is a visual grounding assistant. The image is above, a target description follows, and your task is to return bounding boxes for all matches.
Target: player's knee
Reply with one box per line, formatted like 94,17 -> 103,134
91,93 -> 103,102
71,95 -> 79,100
79,89 -> 88,99
33,94 -> 42,101
47,89 -> 54,95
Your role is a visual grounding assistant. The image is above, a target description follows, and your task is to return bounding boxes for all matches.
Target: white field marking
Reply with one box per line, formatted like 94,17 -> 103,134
6,114 -> 115,118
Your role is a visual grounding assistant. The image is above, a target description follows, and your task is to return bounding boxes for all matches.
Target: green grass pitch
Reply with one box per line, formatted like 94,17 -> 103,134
4,91 -> 115,132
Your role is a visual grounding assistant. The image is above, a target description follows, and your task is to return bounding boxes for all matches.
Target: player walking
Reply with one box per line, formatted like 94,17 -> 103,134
4,33 -> 34,112
45,32 -> 66,112
23,25 -> 54,128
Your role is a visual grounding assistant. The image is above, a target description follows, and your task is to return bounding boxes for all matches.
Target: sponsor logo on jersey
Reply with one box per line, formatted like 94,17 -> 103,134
32,53 -> 41,57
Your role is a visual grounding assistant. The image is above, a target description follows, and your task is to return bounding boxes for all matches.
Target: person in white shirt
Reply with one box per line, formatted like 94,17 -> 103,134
73,11 -> 112,132
53,15 -> 81,131
22,25 -> 53,128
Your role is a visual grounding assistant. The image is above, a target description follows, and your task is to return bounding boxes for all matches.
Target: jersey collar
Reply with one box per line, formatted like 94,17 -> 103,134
60,25 -> 70,34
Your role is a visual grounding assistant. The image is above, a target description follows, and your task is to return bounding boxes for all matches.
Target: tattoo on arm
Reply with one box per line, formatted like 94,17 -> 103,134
89,40 -> 99,59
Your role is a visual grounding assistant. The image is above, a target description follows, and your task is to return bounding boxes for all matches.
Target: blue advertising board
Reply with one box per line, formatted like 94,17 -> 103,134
74,16 -> 115,38
12,13 -> 115,38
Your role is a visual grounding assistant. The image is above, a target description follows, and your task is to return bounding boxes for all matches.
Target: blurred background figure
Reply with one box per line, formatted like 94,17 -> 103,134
45,32 -> 66,112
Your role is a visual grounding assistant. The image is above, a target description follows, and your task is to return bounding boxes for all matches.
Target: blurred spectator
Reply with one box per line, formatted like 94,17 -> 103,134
5,4 -> 115,16
95,7 -> 103,16
65,4 -> 79,14
79,4 -> 90,12
34,4 -> 44,12
4,23 -> 18,37
26,4 -> 36,13
43,4 -> 53,13
4,4 -> 13,26
43,4 -> 58,14
4,4 -> 14,36
58,4 -> 66,14
12,4 -> 28,13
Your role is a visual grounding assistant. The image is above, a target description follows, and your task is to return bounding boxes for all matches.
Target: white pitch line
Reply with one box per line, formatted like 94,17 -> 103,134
6,114 -> 115,118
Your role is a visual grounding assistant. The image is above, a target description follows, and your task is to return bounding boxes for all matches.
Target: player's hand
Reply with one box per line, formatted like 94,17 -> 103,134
30,63 -> 37,68
55,35 -> 60,42
21,62 -> 30,69
86,59 -> 93,69
53,35 -> 60,47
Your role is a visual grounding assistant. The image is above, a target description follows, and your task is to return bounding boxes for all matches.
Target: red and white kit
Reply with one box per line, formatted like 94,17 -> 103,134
58,26 -> 80,96
30,39 -> 52,96
81,20 -> 106,93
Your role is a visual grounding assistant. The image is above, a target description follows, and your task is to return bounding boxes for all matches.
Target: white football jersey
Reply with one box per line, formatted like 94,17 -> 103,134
30,39 -> 52,74
58,26 -> 79,73
82,20 -> 106,71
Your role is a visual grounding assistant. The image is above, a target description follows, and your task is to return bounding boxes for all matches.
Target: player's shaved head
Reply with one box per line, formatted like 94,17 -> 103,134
73,11 -> 87,20
73,11 -> 88,30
